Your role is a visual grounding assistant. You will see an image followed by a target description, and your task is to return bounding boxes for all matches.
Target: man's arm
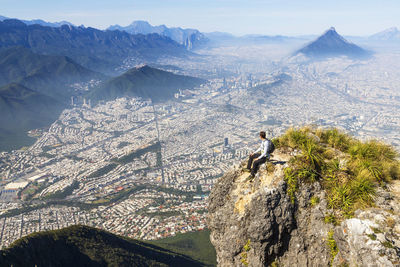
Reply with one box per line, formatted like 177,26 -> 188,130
251,146 -> 261,156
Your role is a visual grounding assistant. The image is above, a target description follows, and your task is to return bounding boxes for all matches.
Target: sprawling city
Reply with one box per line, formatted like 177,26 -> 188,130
1,50 -> 400,248
1,1 -> 400,266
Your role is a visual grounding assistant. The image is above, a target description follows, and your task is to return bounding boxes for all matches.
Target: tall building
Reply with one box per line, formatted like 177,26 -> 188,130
224,137 -> 229,147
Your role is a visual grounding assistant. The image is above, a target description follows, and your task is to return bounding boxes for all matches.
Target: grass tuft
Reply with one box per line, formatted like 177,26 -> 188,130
310,196 -> 320,206
327,229 -> 338,267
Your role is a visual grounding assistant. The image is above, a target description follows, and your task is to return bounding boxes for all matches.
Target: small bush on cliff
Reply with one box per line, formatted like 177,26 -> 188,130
327,229 -> 339,266
277,126 -> 400,219
310,196 -> 320,206
240,239 -> 251,266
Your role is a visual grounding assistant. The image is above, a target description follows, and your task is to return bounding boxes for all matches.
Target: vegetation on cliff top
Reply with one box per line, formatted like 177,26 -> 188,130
274,126 -> 400,218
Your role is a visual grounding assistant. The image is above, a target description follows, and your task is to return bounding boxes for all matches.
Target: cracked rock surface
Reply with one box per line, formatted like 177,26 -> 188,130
207,150 -> 400,267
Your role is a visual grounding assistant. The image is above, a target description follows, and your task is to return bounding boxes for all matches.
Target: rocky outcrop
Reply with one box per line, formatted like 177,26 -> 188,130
207,150 -> 400,266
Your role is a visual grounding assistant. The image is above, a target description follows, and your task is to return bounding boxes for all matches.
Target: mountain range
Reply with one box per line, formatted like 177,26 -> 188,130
0,15 -> 74,28
2,15 -> 399,44
89,65 -> 206,103
0,225 -> 205,267
295,27 -> 370,58
107,20 -> 208,50
0,19 -> 190,74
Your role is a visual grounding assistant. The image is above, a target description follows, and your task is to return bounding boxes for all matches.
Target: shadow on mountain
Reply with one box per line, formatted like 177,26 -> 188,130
0,83 -> 65,150
0,225 -> 205,267
89,65 -> 206,103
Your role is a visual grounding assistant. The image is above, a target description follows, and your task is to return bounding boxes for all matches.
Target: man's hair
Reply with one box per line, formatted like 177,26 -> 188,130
259,131 -> 266,139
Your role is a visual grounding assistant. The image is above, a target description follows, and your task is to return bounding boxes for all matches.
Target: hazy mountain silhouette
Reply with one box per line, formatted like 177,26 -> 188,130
108,20 -> 208,50
89,65 -> 206,102
0,83 -> 64,128
295,27 -> 370,58
0,47 -> 105,100
0,19 -> 190,74
0,14 -> 74,27
370,27 -> 400,41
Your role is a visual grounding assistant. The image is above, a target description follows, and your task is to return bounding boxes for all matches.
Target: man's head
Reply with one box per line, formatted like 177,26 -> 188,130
259,131 -> 266,140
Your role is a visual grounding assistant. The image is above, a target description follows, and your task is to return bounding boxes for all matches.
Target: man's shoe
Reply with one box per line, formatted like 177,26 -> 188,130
245,174 -> 255,182
242,168 -> 250,172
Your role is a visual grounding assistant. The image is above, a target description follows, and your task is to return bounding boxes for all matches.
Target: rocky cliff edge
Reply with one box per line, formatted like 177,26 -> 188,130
208,128 -> 400,267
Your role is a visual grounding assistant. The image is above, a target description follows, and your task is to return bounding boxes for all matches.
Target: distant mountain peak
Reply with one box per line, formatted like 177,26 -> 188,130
106,20 -> 208,50
319,27 -> 348,42
135,63 -> 150,69
295,27 -> 369,59
385,26 -> 399,32
370,27 -> 400,41
129,20 -> 152,26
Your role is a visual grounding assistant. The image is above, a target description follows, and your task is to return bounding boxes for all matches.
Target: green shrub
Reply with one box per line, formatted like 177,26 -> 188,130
310,196 -> 320,206
317,128 -> 351,151
243,239 -> 251,252
240,252 -> 249,266
381,241 -> 394,249
327,229 -> 338,266
349,176 -> 375,206
284,168 -> 298,203
278,127 -> 311,149
324,213 -> 338,225
327,184 -> 354,215
301,140 -> 324,170
297,167 -> 319,183
240,239 -> 251,266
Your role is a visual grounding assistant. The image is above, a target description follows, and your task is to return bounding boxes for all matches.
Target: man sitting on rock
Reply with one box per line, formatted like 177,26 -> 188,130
243,131 -> 271,181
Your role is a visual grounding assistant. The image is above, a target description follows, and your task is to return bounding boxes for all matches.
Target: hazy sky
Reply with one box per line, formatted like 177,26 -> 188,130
1,0 -> 399,36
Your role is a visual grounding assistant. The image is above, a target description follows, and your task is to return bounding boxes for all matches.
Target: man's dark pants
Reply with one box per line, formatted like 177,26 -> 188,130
247,152 -> 267,176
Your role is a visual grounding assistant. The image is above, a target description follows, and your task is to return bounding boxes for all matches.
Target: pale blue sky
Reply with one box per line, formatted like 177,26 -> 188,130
1,0 -> 399,36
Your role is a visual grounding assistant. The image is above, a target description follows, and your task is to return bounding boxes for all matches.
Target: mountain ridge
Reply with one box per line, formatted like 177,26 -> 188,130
107,20 -> 208,50
0,14 -> 74,27
0,19 -> 190,74
0,224 -> 204,267
89,65 -> 206,102
370,27 -> 400,41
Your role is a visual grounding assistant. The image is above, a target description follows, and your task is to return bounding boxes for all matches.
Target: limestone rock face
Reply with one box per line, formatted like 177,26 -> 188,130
207,151 -> 400,267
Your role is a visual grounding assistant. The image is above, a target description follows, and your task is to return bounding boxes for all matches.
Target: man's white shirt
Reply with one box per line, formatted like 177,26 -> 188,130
254,139 -> 270,160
